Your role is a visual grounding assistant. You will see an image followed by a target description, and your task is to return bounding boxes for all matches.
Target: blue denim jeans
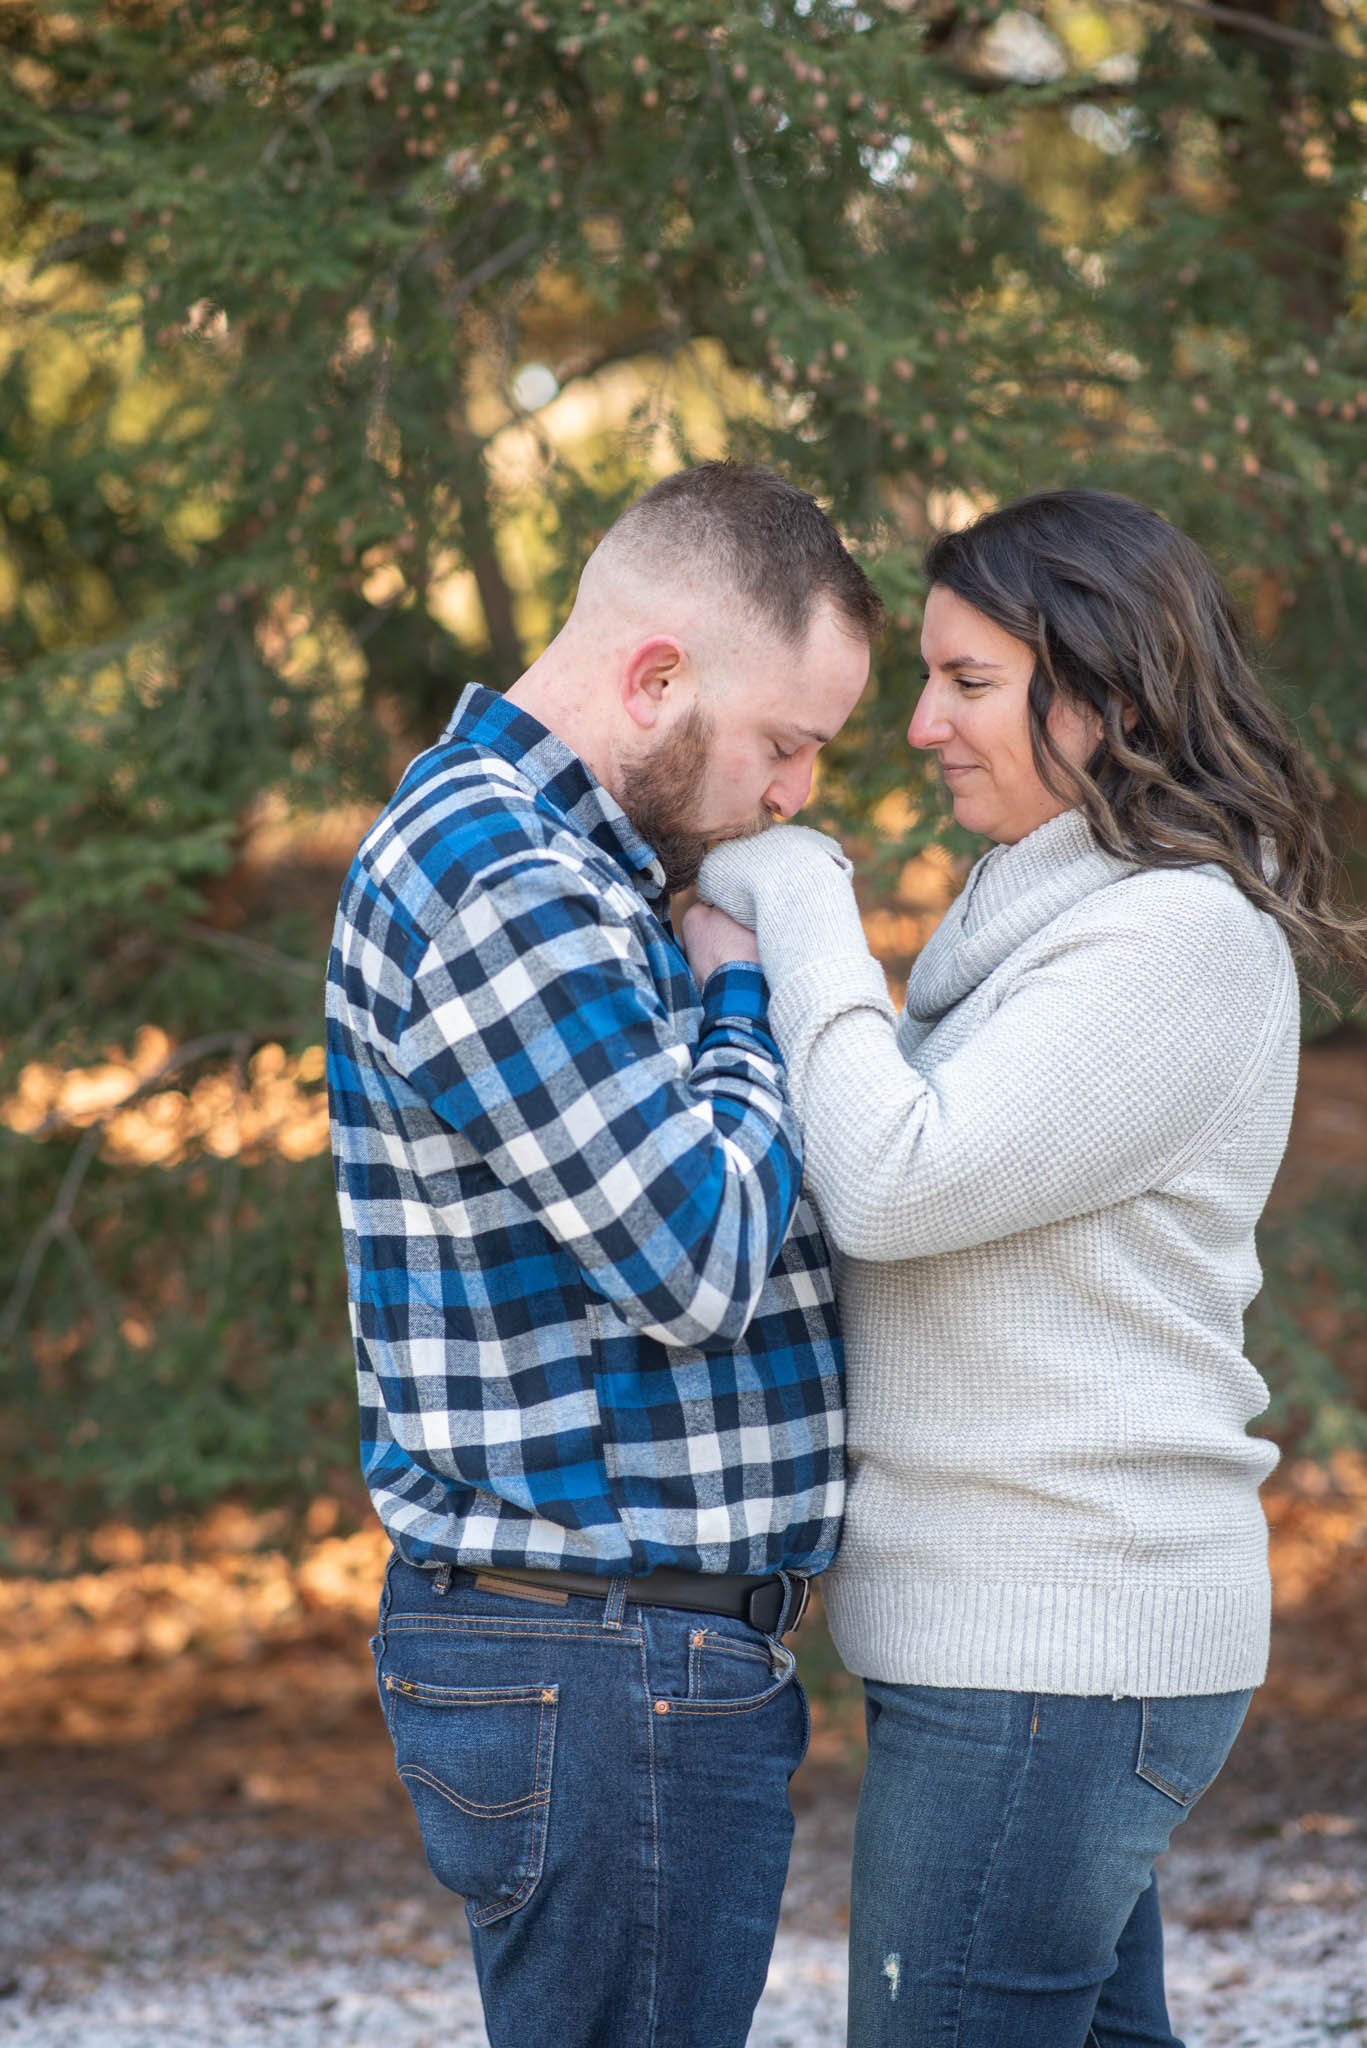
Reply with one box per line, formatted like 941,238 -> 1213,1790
371,1553 -> 810,2048
848,1682 -> 1253,2048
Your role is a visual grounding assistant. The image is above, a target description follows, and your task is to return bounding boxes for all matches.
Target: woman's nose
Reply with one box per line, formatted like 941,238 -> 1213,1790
908,684 -> 953,751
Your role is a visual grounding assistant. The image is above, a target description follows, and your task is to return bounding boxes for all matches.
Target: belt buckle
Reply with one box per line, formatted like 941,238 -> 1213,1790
746,1573 -> 809,1638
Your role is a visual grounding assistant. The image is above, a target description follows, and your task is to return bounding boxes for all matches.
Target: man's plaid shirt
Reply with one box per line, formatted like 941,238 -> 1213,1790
326,684 -> 845,1577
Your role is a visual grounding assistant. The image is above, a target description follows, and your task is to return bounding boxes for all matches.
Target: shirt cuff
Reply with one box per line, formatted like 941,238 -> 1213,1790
700,959 -> 772,1031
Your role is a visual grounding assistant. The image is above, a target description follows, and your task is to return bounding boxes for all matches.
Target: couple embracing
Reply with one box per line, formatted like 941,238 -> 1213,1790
326,462 -> 1360,2047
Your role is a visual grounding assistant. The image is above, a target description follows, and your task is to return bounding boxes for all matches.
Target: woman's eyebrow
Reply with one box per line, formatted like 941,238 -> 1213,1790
921,655 -> 1009,673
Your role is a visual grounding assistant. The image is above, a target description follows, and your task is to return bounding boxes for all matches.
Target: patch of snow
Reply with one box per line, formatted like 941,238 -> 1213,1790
0,1809 -> 1360,2046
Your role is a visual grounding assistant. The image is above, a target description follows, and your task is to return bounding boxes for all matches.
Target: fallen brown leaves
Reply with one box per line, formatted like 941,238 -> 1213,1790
0,1502 -> 395,1827
1262,1450 -> 1367,1720
1,1455 -> 1362,1835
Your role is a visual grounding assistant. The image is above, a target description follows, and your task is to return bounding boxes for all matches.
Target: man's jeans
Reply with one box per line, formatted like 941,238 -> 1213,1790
372,1553 -> 809,2048
847,1681 -> 1253,2048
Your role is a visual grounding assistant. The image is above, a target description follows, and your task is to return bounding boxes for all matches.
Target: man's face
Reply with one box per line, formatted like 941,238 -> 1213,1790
618,600 -> 871,893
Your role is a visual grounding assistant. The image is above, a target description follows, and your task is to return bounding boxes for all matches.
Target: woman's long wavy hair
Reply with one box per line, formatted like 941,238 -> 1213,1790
924,489 -> 1366,990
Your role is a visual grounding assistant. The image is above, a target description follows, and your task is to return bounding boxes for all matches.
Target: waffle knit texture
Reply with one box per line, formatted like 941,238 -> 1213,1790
696,810 -> 1300,1696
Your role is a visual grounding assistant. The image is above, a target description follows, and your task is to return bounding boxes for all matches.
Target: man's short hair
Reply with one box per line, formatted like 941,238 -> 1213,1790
602,462 -> 885,645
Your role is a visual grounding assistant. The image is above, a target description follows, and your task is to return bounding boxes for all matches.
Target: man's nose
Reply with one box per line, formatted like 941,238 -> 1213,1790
908,682 -> 953,751
766,759 -> 815,819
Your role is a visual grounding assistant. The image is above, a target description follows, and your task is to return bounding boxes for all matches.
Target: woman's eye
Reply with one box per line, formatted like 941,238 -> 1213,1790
772,743 -> 798,762
956,678 -> 990,694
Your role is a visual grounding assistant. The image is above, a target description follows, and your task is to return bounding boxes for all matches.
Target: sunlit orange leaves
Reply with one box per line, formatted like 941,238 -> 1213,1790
4,1027 -> 329,1169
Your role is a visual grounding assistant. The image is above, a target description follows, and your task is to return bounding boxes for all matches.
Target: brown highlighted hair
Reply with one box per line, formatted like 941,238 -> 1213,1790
608,461 -> 885,646
925,489 -> 1366,987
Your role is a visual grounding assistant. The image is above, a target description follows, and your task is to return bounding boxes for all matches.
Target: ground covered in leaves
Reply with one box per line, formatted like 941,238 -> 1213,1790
0,1455 -> 1363,2047
2,998 -> 1363,2042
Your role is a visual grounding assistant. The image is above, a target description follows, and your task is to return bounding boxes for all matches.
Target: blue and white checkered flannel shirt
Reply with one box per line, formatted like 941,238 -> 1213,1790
326,684 -> 845,1577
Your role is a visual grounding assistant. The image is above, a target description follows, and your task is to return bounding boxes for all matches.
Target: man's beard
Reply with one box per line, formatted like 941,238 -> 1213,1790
617,704 -> 772,895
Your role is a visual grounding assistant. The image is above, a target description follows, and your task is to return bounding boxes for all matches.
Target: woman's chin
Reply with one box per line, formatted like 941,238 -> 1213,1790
950,793 -> 993,836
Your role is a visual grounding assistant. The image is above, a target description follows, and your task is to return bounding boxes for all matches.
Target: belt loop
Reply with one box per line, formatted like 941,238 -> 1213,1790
602,1576 -> 629,1631
433,1563 -> 453,1596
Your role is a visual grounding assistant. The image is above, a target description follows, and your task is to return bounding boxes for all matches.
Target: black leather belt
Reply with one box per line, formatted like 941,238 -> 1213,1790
449,1562 -> 810,1637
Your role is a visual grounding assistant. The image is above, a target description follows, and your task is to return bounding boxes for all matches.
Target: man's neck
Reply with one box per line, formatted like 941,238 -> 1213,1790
506,660 -> 618,800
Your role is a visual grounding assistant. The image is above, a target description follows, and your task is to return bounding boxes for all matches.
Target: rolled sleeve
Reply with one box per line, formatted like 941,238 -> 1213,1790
391,852 -> 804,1347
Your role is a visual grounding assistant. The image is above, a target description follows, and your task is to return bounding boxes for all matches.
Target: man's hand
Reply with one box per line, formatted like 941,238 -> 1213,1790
682,900 -> 760,984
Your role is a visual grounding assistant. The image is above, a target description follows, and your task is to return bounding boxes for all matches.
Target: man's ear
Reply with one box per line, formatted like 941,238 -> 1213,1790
621,636 -> 686,732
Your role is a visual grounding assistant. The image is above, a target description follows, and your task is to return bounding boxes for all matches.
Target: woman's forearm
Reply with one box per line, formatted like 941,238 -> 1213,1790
767,905 -> 1295,1263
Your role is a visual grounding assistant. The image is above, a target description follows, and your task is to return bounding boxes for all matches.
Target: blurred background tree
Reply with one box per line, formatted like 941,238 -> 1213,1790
2,0 -> 1364,1537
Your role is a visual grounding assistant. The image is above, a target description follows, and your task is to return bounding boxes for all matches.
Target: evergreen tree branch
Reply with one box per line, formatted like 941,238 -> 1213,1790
441,229 -> 546,317
1149,0 -> 1348,56
705,44 -> 795,295
181,925 -> 323,983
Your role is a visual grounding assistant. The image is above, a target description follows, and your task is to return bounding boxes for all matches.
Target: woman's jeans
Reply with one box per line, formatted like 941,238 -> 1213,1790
848,1682 -> 1253,2048
371,1552 -> 809,2048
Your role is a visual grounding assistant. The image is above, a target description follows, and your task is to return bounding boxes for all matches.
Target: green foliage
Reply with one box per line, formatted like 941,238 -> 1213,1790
2,0 -> 1365,1525
0,1139 -> 354,1527
1250,1180 -> 1367,1460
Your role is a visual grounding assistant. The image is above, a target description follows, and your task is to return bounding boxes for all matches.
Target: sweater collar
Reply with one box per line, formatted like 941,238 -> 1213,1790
906,809 -> 1136,1021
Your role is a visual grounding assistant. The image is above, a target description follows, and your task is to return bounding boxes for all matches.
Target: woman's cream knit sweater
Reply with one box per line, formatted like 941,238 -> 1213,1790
697,809 -> 1300,1697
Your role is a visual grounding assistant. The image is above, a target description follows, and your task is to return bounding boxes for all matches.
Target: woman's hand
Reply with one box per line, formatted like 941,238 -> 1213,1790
681,901 -> 760,984
696,825 -> 870,999
697,826 -> 853,930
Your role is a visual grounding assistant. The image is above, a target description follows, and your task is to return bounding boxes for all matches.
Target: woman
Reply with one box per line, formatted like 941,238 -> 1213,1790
689,489 -> 1366,2048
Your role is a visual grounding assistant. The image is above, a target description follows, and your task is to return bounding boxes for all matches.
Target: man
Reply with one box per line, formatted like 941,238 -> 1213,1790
326,462 -> 881,2048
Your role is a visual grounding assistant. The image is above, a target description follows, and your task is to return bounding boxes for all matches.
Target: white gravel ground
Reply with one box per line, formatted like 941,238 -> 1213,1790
1,1764 -> 1362,2048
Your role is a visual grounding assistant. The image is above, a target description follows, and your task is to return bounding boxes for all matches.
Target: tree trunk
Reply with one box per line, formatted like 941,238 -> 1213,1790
451,417 -> 526,688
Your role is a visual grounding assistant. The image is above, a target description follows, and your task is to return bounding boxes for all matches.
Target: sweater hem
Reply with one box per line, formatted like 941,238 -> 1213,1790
822,1570 -> 1271,1698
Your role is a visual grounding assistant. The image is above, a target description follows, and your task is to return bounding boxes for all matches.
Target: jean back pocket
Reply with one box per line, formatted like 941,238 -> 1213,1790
382,1673 -> 558,1925
1136,1690 -> 1252,1809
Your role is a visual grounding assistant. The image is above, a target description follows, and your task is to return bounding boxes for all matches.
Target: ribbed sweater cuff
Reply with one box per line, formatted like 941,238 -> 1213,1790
767,952 -> 895,1103
823,1570 -> 1272,1698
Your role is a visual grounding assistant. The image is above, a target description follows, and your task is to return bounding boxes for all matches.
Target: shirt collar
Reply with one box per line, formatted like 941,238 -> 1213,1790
442,683 -> 668,905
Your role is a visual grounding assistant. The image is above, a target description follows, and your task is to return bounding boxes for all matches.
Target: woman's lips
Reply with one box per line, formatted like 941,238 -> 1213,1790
940,762 -> 979,779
